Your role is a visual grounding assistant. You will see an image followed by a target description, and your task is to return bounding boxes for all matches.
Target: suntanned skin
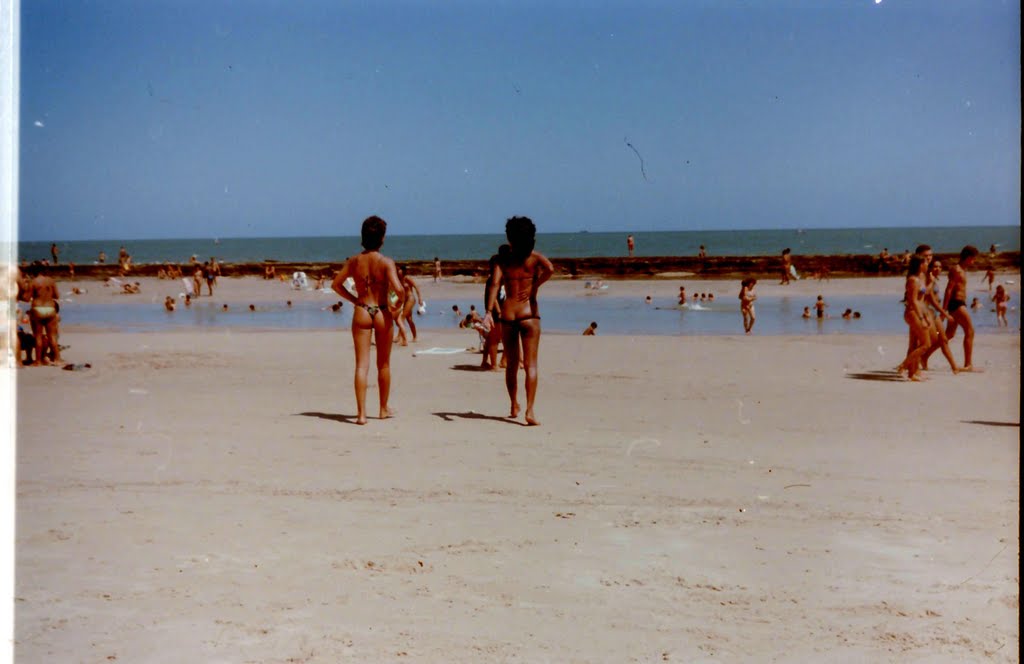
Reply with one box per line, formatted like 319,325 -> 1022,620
485,249 -> 554,426
740,281 -> 756,334
332,249 -> 405,425
28,272 -> 61,365
900,262 -> 933,381
393,271 -> 422,346
943,253 -> 976,371
918,261 -> 958,373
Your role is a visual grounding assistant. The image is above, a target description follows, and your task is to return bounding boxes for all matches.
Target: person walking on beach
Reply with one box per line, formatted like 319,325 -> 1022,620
485,216 -> 554,426
393,265 -> 423,346
898,255 -> 933,381
918,258 -> 959,374
739,278 -> 757,334
433,257 -> 441,283
50,243 -> 59,265
943,245 -> 979,371
627,235 -> 635,257
331,216 -> 405,425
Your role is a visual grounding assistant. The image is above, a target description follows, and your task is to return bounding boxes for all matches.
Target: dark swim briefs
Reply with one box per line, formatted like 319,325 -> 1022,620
948,298 -> 967,313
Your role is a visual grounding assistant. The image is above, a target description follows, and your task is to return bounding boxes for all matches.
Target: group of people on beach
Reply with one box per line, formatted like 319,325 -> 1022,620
897,244 -> 999,381
331,215 -> 552,426
5,264 -> 63,367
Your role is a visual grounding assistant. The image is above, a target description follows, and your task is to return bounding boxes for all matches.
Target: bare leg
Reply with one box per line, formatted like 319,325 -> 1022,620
519,319 -> 542,425
374,312 -> 396,418
351,310 -> 374,425
393,311 -> 408,346
402,300 -> 417,341
29,314 -> 48,365
502,322 -> 520,418
950,307 -> 975,369
45,318 -> 62,364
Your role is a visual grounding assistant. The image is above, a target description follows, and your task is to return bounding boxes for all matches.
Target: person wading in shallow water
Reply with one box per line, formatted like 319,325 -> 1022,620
485,216 -> 554,426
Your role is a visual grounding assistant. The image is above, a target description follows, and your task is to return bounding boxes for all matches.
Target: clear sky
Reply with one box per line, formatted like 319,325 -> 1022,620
17,0 -> 1021,241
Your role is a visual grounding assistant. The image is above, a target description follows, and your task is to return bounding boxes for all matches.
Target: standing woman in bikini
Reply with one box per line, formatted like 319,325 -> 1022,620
898,255 -> 933,381
331,216 -> 405,424
485,217 -> 554,426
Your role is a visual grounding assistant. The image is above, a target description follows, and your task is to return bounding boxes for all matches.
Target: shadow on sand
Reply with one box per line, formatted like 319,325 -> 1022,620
295,411 -> 362,425
961,420 -> 1020,428
450,364 -> 497,372
845,370 -> 907,383
432,411 -> 522,425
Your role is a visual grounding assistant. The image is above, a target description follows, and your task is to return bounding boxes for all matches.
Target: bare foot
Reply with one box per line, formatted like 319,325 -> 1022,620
508,402 -> 520,419
524,409 -> 539,426
356,416 -> 368,425
908,373 -> 926,382
960,365 -> 984,373
380,407 -> 397,419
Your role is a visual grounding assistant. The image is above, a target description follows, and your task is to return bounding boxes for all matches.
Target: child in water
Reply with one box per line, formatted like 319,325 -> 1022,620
992,285 -> 1010,326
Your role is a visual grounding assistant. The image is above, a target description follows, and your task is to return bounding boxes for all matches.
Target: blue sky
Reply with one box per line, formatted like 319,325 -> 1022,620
18,0 -> 1021,241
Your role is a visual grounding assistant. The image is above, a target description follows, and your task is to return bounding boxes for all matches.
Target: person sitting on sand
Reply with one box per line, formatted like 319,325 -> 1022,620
992,284 -> 1010,326
943,245 -> 979,371
485,216 -> 555,426
739,278 -> 757,334
164,296 -> 175,311
331,215 -> 405,425
157,267 -> 167,279
583,321 -> 598,336
122,282 -> 141,294
802,306 -> 811,319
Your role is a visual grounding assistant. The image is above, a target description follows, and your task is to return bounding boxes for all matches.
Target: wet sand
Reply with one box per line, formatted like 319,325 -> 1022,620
12,325 -> 1020,662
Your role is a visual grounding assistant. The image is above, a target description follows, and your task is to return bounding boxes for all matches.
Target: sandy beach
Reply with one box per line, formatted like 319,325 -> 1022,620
12,314 -> 1020,661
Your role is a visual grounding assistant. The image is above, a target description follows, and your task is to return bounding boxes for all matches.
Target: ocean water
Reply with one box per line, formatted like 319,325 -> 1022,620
17,225 -> 1020,266
55,293 -> 1019,337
